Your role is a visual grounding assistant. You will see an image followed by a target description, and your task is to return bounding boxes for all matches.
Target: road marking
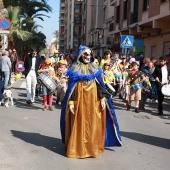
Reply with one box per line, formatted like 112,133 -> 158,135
20,81 -> 26,88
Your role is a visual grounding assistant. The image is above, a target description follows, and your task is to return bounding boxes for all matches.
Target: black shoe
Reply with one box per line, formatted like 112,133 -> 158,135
127,104 -> 131,111
26,100 -> 31,104
56,99 -> 60,105
158,110 -> 163,115
26,100 -> 33,105
135,108 -> 139,113
139,107 -> 145,110
119,94 -> 122,99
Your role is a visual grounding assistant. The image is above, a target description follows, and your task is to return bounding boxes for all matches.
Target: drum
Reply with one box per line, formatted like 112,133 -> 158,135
37,72 -> 58,92
105,83 -> 116,96
141,87 -> 150,95
161,84 -> 170,97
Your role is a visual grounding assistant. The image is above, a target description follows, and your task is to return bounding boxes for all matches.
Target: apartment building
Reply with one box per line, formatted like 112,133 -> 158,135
60,0 -> 170,58
59,0 -> 65,53
84,0 -> 170,58
111,0 -> 170,58
59,0 -> 83,53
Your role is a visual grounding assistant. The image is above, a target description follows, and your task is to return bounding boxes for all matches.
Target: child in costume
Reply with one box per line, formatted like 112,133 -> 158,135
38,58 -> 56,111
55,60 -> 68,104
102,63 -> 115,98
102,63 -> 115,85
139,69 -> 152,110
125,61 -> 144,113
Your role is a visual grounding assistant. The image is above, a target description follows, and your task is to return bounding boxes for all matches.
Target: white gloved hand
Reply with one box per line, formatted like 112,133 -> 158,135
69,104 -> 75,114
101,99 -> 106,110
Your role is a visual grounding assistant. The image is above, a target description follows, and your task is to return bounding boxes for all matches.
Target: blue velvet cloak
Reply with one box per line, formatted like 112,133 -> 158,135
60,67 -> 122,147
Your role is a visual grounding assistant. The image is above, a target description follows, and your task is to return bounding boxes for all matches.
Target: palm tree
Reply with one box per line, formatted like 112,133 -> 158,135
5,6 -> 32,50
3,0 -> 52,53
3,0 -> 52,20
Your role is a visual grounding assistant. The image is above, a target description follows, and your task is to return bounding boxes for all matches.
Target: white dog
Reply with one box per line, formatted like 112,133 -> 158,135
3,89 -> 14,107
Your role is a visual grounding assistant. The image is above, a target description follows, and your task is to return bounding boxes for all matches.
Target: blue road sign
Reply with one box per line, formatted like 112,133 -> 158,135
120,35 -> 134,48
0,18 -> 11,30
15,61 -> 25,72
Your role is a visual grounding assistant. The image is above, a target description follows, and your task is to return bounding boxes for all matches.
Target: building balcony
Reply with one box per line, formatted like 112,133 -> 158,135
60,44 -> 64,47
60,17 -> 65,21
61,10 -> 65,13
61,3 -> 65,7
110,0 -> 115,6
60,36 -> 64,41
73,33 -> 81,37
60,23 -> 65,26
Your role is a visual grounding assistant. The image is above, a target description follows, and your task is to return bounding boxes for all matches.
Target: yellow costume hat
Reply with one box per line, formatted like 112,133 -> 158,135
45,58 -> 51,65
59,59 -> 67,65
54,50 -> 59,54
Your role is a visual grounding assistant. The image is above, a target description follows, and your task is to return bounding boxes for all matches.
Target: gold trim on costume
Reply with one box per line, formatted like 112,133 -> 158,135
68,101 -> 74,105
106,100 -> 123,146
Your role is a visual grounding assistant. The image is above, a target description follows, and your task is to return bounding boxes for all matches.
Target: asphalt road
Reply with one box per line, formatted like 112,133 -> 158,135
0,79 -> 170,170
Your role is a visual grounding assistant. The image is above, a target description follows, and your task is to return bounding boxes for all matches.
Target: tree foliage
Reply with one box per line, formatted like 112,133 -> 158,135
3,0 -> 52,54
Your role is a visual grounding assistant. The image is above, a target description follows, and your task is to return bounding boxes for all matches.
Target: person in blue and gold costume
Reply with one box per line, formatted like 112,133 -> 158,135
60,45 -> 122,158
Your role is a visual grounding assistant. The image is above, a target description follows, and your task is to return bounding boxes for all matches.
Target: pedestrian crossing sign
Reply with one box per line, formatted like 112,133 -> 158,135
120,35 -> 134,48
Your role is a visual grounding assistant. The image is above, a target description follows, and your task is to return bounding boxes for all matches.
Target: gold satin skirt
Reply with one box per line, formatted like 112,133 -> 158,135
65,80 -> 106,158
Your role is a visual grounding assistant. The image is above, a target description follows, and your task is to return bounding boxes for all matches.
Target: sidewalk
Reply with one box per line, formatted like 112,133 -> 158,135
10,74 -> 16,85
10,73 -> 25,86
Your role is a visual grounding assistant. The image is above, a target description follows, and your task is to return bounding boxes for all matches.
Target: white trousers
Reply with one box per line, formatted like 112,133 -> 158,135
26,70 -> 37,102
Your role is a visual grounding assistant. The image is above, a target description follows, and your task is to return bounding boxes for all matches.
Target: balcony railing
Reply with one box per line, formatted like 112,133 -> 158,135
61,3 -> 65,7
74,20 -> 82,24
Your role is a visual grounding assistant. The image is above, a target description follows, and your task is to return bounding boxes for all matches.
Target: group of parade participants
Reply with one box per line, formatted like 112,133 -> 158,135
1,45 -> 170,158
22,46 -> 169,114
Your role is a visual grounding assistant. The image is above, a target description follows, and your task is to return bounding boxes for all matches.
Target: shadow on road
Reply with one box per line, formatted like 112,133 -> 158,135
11,130 -> 66,157
121,131 -> 170,149
13,98 -> 43,110
12,87 -> 25,91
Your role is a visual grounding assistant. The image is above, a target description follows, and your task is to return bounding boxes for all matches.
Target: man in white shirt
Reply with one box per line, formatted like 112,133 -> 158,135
24,49 -> 41,104
153,56 -> 170,115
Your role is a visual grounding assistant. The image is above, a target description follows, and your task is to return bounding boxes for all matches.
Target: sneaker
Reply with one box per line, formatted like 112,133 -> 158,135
135,108 -> 139,113
49,106 -> 54,111
43,106 -> 48,111
155,100 -> 158,103
127,104 -> 131,111
146,98 -> 150,102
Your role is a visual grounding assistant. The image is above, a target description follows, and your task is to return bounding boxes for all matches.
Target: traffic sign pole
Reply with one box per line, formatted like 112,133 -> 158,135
0,18 -> 11,52
120,35 -> 134,58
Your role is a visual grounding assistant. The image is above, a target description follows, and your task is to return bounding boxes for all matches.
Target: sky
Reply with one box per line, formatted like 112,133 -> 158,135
35,0 -> 60,47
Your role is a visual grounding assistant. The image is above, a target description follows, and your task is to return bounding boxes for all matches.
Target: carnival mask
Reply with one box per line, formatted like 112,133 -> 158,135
82,49 -> 92,63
